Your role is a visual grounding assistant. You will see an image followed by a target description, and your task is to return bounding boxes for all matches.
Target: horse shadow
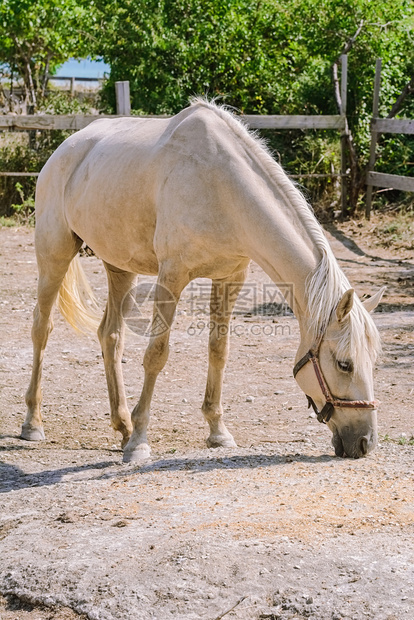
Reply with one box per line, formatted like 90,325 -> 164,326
0,442 -> 337,493
326,223 -> 414,266
0,439 -> 118,494
104,451 -> 337,479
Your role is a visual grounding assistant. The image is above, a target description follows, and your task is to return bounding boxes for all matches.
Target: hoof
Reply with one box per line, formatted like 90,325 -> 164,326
122,443 -> 151,463
20,425 -> 45,441
206,434 -> 237,449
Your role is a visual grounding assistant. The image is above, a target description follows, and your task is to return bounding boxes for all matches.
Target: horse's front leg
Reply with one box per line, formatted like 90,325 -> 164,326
202,270 -> 248,448
123,263 -> 188,463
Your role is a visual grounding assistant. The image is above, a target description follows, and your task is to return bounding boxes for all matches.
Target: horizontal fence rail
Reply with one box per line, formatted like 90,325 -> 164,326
0,113 -> 346,132
367,171 -> 414,193
0,114 -> 116,131
371,118 -> 414,135
0,171 -> 40,177
243,115 -> 345,130
0,170 -> 344,179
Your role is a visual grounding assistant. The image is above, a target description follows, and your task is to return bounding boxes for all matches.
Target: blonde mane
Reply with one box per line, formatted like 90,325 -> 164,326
306,249 -> 381,366
190,98 -> 381,364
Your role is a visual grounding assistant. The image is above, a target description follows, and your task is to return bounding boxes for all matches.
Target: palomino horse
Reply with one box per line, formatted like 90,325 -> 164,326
23,99 -> 384,462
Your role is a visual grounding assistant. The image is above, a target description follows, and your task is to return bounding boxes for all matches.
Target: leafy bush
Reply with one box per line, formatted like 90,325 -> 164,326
258,128 -> 342,212
9,182 -> 36,225
0,92 -> 96,217
95,0 -> 414,213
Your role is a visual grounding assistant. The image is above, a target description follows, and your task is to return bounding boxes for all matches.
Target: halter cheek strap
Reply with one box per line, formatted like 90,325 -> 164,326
293,346 -> 379,425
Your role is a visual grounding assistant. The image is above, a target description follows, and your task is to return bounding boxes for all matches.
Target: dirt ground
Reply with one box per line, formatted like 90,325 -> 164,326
0,223 -> 413,620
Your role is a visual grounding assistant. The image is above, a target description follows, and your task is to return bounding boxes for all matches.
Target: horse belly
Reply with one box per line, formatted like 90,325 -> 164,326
65,154 -> 159,275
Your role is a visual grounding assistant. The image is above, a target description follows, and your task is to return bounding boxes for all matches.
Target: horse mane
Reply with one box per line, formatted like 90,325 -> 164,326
190,97 -> 381,365
306,249 -> 381,367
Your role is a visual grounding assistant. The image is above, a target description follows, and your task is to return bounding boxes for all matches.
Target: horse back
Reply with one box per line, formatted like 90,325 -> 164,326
36,106 -> 251,276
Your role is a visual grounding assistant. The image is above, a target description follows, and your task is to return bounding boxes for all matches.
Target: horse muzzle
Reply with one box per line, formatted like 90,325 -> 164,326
332,424 -> 378,458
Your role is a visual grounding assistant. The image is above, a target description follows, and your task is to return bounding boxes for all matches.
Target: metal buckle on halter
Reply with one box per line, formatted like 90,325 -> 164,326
306,395 -> 334,424
293,343 -> 378,425
294,350 -> 335,424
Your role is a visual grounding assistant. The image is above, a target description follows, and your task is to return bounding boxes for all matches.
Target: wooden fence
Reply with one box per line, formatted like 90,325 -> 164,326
0,112 -> 346,132
365,58 -> 414,218
0,61 -> 350,212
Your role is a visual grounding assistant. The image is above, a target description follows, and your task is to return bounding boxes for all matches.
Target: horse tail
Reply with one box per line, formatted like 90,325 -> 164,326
57,256 -> 102,334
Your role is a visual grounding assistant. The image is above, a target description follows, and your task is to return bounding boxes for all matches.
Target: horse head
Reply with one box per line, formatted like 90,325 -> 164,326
294,287 -> 385,458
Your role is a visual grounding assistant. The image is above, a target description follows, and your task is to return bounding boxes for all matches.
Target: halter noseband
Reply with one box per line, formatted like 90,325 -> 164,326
293,337 -> 379,424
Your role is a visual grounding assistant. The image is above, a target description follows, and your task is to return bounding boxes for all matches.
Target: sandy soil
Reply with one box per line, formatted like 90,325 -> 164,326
0,224 -> 413,620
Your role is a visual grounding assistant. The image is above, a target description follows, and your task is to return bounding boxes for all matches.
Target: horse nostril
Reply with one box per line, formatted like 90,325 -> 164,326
359,436 -> 368,456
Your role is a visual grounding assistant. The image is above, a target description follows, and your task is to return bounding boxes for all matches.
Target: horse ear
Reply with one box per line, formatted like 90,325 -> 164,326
362,286 -> 386,313
336,289 -> 354,322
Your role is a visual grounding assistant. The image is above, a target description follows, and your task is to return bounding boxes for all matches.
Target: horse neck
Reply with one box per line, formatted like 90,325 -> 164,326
240,194 -> 326,335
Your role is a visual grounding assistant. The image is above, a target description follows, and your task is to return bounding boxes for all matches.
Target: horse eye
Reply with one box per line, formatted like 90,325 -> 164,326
337,360 -> 354,373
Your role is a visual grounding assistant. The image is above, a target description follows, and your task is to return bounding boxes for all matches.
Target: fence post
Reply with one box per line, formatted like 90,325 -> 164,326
115,81 -> 131,115
365,58 -> 382,219
340,54 -> 348,218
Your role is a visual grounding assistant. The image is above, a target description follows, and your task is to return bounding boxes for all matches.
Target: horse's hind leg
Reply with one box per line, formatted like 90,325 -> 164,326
202,269 -> 248,448
123,262 -> 189,463
98,264 -> 136,448
23,230 -> 82,440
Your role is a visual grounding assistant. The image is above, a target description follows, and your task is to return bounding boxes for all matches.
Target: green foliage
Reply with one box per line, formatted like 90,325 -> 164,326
376,134 -> 414,178
0,0 -> 95,108
95,0 -> 414,116
0,92 -> 95,216
10,182 -> 35,224
95,0 -> 325,114
258,128 -> 341,209
92,0 -> 414,211
0,135 -> 39,217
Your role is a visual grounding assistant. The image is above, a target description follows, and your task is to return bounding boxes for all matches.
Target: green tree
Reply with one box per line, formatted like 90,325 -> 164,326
292,0 -> 414,208
95,0 -> 413,115
0,0 -> 94,109
95,0 -> 285,114
93,0 -> 414,211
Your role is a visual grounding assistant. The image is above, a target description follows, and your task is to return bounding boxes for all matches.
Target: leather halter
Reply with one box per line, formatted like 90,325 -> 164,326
293,337 -> 379,424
